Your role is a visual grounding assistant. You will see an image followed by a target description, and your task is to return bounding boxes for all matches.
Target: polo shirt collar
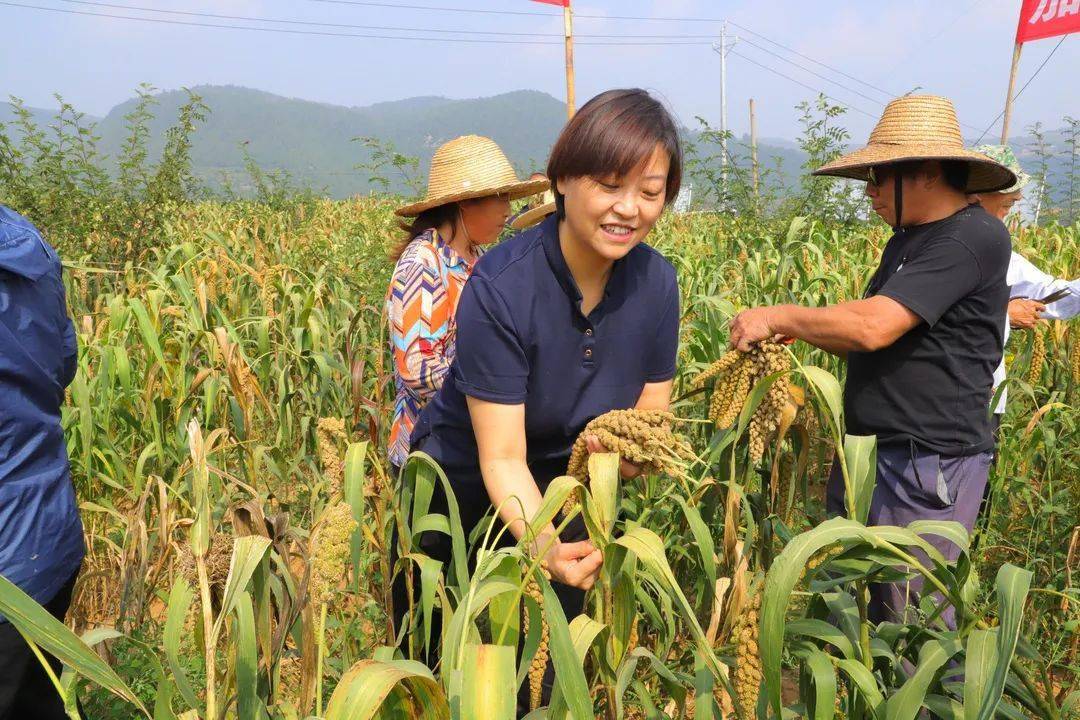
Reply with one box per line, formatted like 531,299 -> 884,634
540,215 -> 625,307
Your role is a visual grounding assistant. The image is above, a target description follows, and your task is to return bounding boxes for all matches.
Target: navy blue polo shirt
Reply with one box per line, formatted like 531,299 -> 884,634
411,214 -> 679,486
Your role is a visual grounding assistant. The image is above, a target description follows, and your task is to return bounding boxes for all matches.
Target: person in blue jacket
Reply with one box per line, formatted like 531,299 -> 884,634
0,206 -> 84,718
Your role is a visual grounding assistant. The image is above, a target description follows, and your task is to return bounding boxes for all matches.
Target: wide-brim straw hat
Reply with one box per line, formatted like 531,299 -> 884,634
510,190 -> 556,230
813,95 -> 1016,194
396,135 -> 549,217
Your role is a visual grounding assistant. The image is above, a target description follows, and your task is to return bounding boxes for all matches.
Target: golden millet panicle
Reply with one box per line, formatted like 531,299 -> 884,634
308,502 -> 357,606
1028,330 -> 1046,387
523,573 -> 550,711
562,409 -> 695,516
1071,335 -> 1080,385
317,417 -> 348,498
233,356 -> 259,411
705,353 -> 755,429
732,590 -> 762,718
696,341 -> 792,462
748,343 -> 791,462
800,543 -> 844,586
627,616 -> 640,653
693,349 -> 741,389
257,263 -> 287,318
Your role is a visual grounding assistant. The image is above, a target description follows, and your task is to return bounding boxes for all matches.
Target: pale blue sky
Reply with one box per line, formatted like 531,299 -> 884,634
0,0 -> 1076,141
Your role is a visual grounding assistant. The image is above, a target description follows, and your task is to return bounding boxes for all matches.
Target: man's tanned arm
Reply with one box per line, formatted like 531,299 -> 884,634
729,295 -> 922,355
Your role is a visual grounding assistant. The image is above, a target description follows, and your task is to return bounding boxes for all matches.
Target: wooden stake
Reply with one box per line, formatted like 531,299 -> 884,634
1001,41 -> 1023,144
749,98 -> 759,201
719,22 -> 728,201
564,2 -> 576,119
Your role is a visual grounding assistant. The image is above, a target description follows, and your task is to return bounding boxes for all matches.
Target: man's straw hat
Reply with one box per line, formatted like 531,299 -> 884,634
510,190 -> 556,230
813,95 -> 1016,193
396,135 -> 549,217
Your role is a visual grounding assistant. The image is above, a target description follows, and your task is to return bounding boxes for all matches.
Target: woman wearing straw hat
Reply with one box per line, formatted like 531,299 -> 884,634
386,135 -> 547,471
729,95 -> 1016,627
399,88 -> 683,712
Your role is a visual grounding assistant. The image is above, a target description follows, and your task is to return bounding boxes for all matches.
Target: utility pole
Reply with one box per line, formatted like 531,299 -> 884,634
720,21 -> 728,191
564,1 -> 576,119
749,98 -> 759,204
1000,41 -> 1022,144
712,24 -> 737,208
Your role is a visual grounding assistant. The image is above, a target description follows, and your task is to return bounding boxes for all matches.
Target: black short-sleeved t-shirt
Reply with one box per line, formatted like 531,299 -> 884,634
411,214 -> 680,486
845,204 -> 1010,456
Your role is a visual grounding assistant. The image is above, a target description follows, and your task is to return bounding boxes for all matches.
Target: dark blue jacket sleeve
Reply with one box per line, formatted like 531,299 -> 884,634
58,275 -> 77,389
452,275 -> 530,404
644,272 -> 680,382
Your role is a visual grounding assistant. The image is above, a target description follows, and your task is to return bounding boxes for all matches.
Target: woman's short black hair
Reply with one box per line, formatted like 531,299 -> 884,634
546,89 -> 682,220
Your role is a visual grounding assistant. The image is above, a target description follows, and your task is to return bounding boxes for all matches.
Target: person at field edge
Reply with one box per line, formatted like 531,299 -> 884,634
399,88 -> 683,713
965,145 -> 1079,549
509,188 -> 557,232
728,95 -> 1017,628
506,171 -> 552,229
967,145 -> 1079,425
0,205 -> 84,718
386,136 -> 547,473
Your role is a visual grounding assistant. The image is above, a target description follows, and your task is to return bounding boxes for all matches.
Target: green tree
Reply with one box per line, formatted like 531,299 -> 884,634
789,95 -> 863,224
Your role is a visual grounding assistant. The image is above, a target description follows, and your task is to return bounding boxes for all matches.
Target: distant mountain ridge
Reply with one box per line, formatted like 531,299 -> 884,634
98,86 -> 572,197
1,85 -> 1073,200
0,85 -> 804,197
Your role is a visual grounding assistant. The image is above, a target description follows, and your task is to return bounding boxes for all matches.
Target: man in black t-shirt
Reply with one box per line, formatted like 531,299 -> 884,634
729,95 -> 1016,626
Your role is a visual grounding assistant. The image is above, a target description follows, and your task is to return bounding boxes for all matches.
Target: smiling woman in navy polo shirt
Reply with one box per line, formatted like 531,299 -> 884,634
404,88 -> 682,662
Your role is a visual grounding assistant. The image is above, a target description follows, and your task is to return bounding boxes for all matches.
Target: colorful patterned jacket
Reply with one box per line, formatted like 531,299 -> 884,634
386,229 -> 478,466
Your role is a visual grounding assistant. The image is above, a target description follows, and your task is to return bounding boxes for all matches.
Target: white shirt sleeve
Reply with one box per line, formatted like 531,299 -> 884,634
1007,252 -> 1080,320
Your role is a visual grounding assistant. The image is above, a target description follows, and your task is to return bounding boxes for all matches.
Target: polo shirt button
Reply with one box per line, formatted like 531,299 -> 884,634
585,328 -> 593,336
584,348 -> 593,358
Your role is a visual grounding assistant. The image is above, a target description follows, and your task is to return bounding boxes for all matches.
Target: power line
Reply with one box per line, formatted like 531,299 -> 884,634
50,0 -> 919,123
52,0 -> 723,39
16,0 -> 1059,141
302,1 -> 938,118
974,35 -> 1069,144
735,36 -> 889,107
308,1 -> 904,104
0,1 -> 713,45
736,37 -> 984,134
726,20 -> 896,99
305,0 -> 554,17
728,49 -> 878,120
305,0 -> 1010,137
885,0 -> 986,74
306,0 -> 731,21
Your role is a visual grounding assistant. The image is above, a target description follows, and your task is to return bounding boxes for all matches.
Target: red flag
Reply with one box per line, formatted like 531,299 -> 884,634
530,0 -> 570,6
1016,0 -> 1080,43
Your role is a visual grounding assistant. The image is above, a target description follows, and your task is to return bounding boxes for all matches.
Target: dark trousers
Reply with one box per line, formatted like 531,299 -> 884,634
827,442 -> 990,628
390,472 -> 587,716
971,414 -> 1004,553
0,568 -> 80,720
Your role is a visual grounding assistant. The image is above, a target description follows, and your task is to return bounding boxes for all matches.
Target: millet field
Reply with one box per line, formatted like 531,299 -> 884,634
0,93 -> 1078,719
